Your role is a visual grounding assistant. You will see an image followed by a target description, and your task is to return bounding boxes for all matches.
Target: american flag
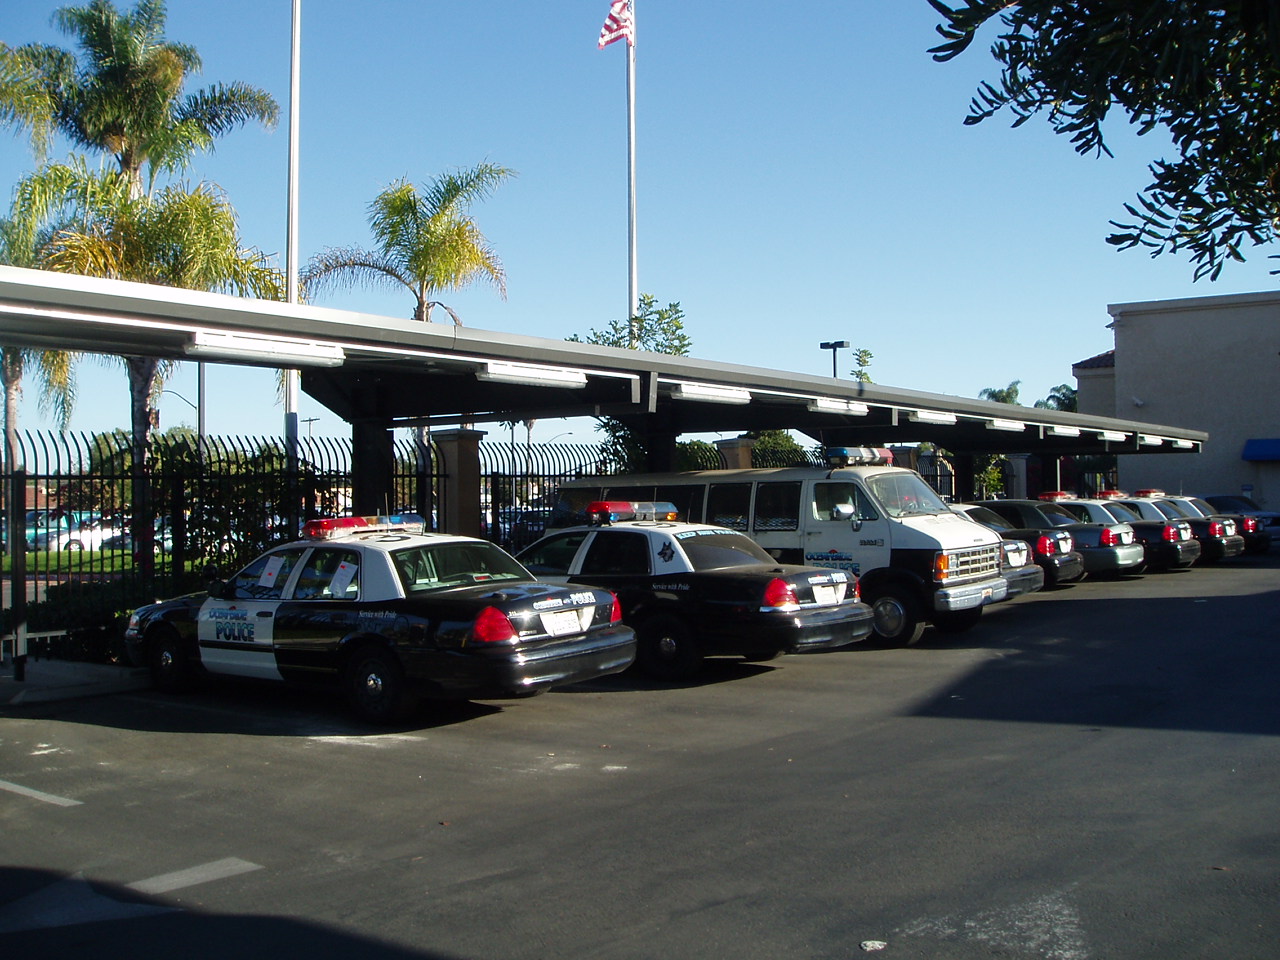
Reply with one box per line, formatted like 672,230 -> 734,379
598,0 -> 634,49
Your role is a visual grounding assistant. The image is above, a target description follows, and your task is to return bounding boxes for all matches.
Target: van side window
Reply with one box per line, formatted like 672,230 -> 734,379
813,482 -> 878,522
753,481 -> 801,531
707,483 -> 752,530
653,484 -> 705,523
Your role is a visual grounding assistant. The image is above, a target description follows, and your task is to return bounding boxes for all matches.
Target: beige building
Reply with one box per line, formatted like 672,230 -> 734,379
1074,289 -> 1280,506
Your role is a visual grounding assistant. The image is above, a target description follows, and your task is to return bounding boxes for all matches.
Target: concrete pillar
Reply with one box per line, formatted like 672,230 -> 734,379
435,428 -> 486,537
714,436 -> 756,469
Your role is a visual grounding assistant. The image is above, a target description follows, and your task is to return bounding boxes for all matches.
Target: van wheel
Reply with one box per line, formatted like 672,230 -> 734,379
869,587 -> 926,646
634,614 -> 703,681
930,607 -> 982,634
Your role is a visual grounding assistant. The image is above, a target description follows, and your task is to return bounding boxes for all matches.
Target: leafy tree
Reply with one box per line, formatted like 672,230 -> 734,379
1034,383 -> 1077,412
978,380 -> 1021,405
570,295 -> 697,471
303,164 -> 514,324
850,347 -> 873,383
0,0 -> 278,198
746,429 -> 814,467
929,1 -> 1280,280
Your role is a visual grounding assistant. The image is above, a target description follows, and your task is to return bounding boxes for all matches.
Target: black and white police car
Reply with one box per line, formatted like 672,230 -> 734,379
124,515 -> 636,723
516,501 -> 875,680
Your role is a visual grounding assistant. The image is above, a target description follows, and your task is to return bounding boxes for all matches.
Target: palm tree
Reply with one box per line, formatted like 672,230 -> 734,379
1,0 -> 278,199
16,161 -> 283,567
303,163 -> 514,324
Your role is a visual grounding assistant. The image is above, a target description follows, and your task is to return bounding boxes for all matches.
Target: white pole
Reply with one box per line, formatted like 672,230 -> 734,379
284,0 -> 302,448
625,1 -> 638,346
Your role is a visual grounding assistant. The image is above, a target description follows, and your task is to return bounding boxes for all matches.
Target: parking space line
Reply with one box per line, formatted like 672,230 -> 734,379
128,857 -> 263,895
0,778 -> 82,807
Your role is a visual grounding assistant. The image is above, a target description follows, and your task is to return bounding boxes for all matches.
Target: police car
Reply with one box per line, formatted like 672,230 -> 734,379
516,501 -> 875,680
124,515 -> 636,723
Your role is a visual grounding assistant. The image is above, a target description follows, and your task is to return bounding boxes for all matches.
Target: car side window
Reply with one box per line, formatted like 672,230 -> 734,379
291,548 -> 360,600
520,532 -> 590,576
580,531 -> 652,576
753,481 -> 801,531
228,549 -> 303,601
813,482 -> 878,522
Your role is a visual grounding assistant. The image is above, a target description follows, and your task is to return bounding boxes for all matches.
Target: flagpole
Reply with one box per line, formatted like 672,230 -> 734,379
625,1 -> 638,347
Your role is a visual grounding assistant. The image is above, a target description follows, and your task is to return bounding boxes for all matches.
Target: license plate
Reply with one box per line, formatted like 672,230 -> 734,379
540,610 -> 581,636
813,584 -> 839,605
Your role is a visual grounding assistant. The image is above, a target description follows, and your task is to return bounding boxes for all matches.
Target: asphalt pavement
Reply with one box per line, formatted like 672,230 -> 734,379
0,655 -> 150,706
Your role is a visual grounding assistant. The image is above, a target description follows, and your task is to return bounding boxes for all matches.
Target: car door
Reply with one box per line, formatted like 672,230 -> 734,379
272,546 -> 364,675
198,547 -> 305,679
518,531 -> 594,584
803,479 -> 890,578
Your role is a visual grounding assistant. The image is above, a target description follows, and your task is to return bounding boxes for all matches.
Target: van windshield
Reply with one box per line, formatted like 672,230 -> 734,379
865,473 -> 949,518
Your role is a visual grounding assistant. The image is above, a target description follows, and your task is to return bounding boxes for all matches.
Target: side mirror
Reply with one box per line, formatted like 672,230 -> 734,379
204,562 -> 225,597
831,504 -> 855,521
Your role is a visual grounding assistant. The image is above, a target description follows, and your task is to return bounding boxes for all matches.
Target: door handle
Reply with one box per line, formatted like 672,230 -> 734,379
256,610 -> 274,618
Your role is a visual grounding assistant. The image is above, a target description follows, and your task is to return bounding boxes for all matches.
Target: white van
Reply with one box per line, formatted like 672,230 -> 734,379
548,447 -> 1007,644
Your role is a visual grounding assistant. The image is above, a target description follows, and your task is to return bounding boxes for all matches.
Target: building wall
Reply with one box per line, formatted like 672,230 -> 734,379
1073,364 -> 1116,419
1097,290 -> 1280,506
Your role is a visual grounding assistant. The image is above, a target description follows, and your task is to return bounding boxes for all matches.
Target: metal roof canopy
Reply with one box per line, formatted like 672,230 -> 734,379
0,266 -> 1207,458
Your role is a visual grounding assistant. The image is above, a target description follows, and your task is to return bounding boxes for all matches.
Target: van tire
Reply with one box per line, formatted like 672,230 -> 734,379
868,587 -> 926,646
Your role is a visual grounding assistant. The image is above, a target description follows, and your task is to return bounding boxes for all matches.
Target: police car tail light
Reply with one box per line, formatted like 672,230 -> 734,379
1161,524 -> 1180,542
1134,489 -> 1166,498
609,593 -> 623,623
471,606 -> 517,644
1240,516 -> 1259,533
762,578 -> 799,609
1097,489 -> 1128,500
1208,519 -> 1226,537
1034,535 -> 1056,557
1099,527 -> 1121,547
1037,491 -> 1073,501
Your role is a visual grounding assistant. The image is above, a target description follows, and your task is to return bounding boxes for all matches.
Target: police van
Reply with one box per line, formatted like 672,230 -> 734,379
548,447 -> 1008,645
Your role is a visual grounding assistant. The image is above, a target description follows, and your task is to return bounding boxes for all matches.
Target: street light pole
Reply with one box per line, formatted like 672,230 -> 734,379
819,340 -> 850,378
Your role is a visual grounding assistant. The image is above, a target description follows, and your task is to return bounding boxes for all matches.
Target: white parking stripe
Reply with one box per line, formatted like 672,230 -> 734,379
0,778 -> 82,807
128,858 -> 263,895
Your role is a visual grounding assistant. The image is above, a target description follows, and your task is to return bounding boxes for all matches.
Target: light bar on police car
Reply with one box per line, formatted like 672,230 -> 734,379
586,501 -> 679,524
302,513 -> 427,538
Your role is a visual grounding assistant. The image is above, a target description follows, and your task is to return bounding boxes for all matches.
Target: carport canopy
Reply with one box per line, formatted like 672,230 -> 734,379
0,265 -> 1207,470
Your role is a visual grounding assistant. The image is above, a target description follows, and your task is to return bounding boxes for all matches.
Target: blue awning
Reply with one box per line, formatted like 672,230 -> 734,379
1241,438 -> 1280,461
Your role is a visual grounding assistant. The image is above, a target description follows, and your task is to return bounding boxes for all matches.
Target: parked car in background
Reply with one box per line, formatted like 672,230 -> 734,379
1165,495 -> 1270,555
994,536 -> 1045,600
1053,494 -> 1200,571
952,503 -> 1072,589
1200,494 -> 1280,549
1111,491 -> 1245,564
517,500 -> 874,679
31,516 -> 122,551
509,508 -> 553,550
124,514 -> 636,723
970,497 -> 1145,578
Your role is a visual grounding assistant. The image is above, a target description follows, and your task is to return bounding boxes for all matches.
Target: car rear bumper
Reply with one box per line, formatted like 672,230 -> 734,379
1145,538 -> 1201,570
1000,564 -> 1045,600
1078,542 -> 1146,573
408,624 -> 637,698
1040,552 -> 1085,585
1200,535 -> 1246,561
777,602 -> 876,652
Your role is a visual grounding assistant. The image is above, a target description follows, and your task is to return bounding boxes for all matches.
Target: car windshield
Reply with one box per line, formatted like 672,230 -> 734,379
1152,500 -> 1189,519
392,541 -> 530,593
1188,498 -> 1217,516
865,472 -> 949,518
678,531 -> 776,570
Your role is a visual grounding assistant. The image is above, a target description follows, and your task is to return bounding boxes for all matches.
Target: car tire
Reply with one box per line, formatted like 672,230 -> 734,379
64,539 -> 84,551
149,625 -> 196,694
930,607 -> 982,634
344,645 -> 417,724
634,613 -> 703,681
868,586 -> 926,646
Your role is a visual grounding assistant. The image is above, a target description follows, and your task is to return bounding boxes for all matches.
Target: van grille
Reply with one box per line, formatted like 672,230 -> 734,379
939,543 -> 1002,583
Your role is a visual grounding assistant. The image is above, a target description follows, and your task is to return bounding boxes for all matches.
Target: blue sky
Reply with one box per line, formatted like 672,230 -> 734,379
4,0 -> 1278,443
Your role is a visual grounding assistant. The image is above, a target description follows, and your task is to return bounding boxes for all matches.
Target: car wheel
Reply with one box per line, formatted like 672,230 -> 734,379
868,587 -> 926,645
64,539 -> 84,551
344,645 -> 417,724
149,625 -> 196,694
634,613 -> 703,681
930,607 -> 982,634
